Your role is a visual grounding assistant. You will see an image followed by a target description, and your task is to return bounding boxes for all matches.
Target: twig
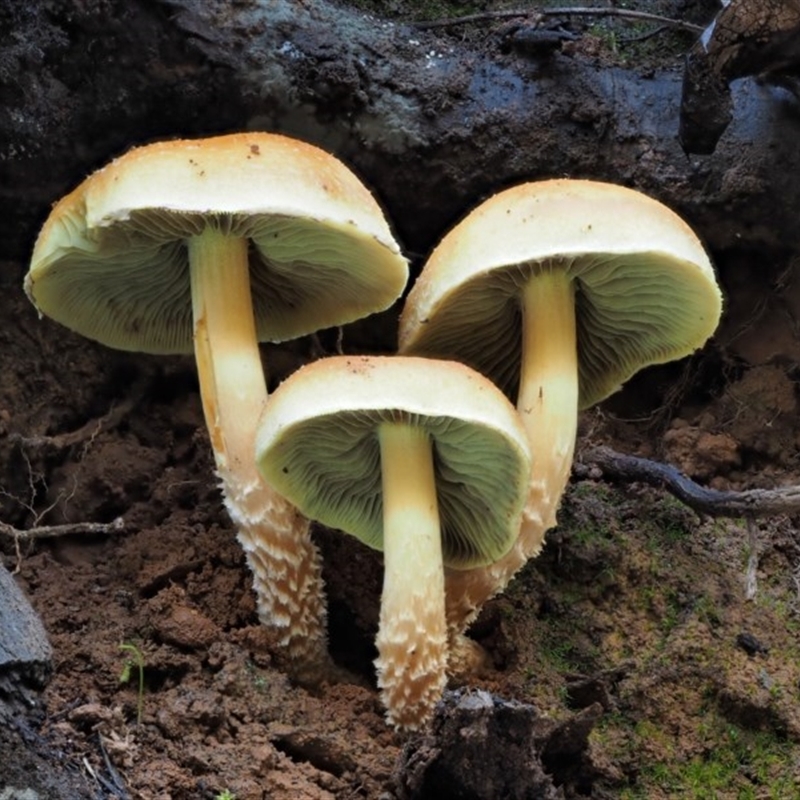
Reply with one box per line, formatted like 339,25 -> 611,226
0,517 -> 126,540
414,7 -> 703,35
579,446 -> 800,519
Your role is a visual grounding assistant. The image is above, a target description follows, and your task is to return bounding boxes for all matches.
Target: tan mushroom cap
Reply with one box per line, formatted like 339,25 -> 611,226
26,132 -> 408,353
255,355 -> 532,569
399,179 -> 722,408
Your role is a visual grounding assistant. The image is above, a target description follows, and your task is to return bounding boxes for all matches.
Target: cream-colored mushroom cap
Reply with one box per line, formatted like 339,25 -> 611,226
26,132 -> 408,353
399,179 -> 722,408
255,355 -> 531,568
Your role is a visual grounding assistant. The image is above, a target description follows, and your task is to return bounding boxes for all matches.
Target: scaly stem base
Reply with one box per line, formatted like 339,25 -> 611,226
188,228 -> 329,675
375,422 -> 447,730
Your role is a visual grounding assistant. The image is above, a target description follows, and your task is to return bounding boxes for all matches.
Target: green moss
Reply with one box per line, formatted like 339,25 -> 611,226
534,615 -> 602,675
538,638 -> 583,673
756,593 -> 800,637
618,717 -> 796,799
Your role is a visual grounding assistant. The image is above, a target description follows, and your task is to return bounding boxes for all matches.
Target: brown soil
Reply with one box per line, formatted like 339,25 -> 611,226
4,238 -> 800,798
3,2 -> 800,799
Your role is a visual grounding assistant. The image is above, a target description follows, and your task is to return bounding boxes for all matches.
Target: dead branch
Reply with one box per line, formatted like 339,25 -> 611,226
579,446 -> 800,518
414,7 -> 704,34
1,516 -> 128,573
0,517 -> 126,541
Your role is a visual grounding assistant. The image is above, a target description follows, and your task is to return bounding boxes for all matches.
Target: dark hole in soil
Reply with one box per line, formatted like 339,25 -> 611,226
326,597 -> 378,682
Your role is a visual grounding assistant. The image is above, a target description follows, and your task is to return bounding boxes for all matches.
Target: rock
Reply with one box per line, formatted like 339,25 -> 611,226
736,631 -> 769,657
0,566 -> 95,800
0,561 -> 52,717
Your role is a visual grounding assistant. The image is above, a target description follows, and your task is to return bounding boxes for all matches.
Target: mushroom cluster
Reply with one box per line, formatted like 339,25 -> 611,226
26,134 -> 723,732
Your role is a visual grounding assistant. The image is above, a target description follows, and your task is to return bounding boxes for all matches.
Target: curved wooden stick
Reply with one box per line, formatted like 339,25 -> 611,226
580,445 -> 800,518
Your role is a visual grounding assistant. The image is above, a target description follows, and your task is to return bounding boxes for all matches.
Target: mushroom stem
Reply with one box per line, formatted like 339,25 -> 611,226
189,230 -> 266,461
443,269 -> 578,676
375,422 -> 447,730
188,228 -> 328,675
518,269 -> 579,534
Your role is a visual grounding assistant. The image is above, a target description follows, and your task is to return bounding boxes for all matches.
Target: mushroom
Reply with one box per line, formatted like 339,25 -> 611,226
399,179 -> 722,671
254,355 -> 532,729
25,132 -> 409,676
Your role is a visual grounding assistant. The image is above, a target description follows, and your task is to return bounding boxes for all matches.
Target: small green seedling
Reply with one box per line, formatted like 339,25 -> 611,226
215,791 -> 237,800
118,642 -> 146,725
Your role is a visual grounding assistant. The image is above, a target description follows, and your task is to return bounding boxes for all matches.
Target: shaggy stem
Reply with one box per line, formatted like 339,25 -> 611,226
444,270 -> 578,676
188,228 -> 328,674
375,422 -> 447,730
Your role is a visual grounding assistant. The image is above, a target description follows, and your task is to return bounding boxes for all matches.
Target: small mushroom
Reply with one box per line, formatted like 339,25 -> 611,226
399,179 -> 722,671
254,355 -> 531,729
25,132 -> 409,676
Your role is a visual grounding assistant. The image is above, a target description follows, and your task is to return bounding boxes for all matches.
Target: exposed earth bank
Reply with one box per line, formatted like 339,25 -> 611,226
2,0 -> 800,798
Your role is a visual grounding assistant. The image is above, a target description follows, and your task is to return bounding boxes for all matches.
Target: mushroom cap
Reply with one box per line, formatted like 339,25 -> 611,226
255,355 -> 532,570
399,179 -> 722,409
26,132 -> 409,354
